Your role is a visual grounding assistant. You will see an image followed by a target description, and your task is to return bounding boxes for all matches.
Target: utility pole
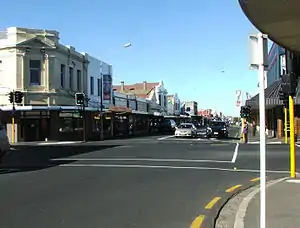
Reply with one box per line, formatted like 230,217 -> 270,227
249,33 -> 268,228
100,73 -> 104,141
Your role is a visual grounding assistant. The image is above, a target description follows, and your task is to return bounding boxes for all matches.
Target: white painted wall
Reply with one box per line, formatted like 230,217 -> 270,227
84,53 -> 112,109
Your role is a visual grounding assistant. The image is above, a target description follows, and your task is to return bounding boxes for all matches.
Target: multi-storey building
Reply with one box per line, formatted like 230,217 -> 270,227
84,53 -> 113,110
0,27 -> 90,142
267,43 -> 286,87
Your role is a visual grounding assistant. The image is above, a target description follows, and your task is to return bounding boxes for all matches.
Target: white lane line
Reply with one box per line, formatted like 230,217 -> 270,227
234,177 -> 288,228
51,158 -> 232,163
58,163 -> 295,174
231,143 -> 239,163
286,179 -> 300,183
157,135 -> 175,140
38,141 -> 81,145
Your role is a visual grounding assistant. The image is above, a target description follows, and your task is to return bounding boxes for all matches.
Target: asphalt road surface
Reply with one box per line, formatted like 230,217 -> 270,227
0,136 -> 295,228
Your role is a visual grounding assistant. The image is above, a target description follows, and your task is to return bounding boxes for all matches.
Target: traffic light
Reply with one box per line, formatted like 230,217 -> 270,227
240,106 -> 251,119
75,93 -> 85,105
8,92 -> 14,104
14,91 -> 24,103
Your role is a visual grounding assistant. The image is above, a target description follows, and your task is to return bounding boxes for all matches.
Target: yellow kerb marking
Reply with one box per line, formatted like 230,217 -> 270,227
205,197 -> 221,209
250,177 -> 260,182
190,215 -> 205,228
225,184 -> 242,193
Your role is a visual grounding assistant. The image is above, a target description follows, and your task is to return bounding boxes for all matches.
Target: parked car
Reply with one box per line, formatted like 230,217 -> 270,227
0,124 -> 10,163
174,123 -> 197,138
160,119 -> 177,134
209,121 -> 229,138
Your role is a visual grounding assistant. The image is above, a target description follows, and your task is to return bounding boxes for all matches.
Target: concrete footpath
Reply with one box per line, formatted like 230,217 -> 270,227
243,178 -> 300,228
216,177 -> 300,228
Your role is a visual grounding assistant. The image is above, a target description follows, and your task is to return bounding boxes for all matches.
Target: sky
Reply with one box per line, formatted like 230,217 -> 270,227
0,0 -> 262,116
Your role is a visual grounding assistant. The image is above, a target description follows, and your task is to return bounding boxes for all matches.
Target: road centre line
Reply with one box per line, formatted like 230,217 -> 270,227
205,197 -> 221,209
157,135 -> 175,140
231,143 -> 239,163
52,158 -> 232,163
225,184 -> 243,193
58,163 -> 295,174
190,215 -> 205,228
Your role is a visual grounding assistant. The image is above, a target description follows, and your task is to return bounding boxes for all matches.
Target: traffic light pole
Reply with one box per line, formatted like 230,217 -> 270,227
289,95 -> 296,178
284,106 -> 288,144
11,91 -> 15,144
82,104 -> 86,142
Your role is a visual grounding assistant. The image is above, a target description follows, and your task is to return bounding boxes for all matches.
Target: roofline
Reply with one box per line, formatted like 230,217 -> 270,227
238,0 -> 295,52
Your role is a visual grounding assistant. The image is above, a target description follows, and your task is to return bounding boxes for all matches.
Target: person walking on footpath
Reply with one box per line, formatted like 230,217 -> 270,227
243,121 -> 249,143
252,120 -> 256,137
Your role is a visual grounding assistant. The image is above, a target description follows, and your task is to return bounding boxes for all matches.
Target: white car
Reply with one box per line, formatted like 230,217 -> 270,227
175,123 -> 197,138
0,124 -> 10,162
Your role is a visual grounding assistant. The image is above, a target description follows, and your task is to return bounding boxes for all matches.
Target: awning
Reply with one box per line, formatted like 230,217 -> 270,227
246,79 -> 300,108
239,0 -> 300,52
246,80 -> 282,108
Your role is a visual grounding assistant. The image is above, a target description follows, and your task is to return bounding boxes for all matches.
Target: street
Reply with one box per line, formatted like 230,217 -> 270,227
0,135 -> 296,228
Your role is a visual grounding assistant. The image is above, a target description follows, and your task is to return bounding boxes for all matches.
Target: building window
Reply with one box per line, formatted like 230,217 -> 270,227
69,67 -> 74,90
90,76 -> 94,95
29,60 -> 41,85
97,78 -> 101,96
77,69 -> 81,91
158,94 -> 162,106
164,96 -> 167,107
60,64 -> 65,88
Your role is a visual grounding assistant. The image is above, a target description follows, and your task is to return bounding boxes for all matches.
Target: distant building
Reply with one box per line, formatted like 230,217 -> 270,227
166,94 -> 180,116
113,80 -> 168,114
183,101 -> 198,116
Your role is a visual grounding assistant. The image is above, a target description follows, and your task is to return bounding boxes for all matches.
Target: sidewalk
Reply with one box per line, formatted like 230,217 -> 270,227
244,178 -> 300,228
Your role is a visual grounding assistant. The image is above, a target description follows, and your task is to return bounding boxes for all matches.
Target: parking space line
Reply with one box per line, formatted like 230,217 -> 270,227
190,215 -> 205,228
231,143 -> 239,163
250,177 -> 260,182
225,184 -> 242,193
205,197 -> 221,209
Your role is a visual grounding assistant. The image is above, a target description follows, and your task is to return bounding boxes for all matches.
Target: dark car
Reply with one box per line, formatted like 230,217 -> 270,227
194,123 -> 212,138
209,121 -> 229,138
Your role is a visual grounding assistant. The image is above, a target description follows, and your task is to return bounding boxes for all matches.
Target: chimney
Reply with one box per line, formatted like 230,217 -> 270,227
121,81 -> 124,91
143,81 -> 147,90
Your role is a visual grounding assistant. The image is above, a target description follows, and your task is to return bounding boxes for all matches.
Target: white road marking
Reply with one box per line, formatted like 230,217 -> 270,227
231,143 -> 239,163
38,141 -> 81,145
51,158 -> 232,163
234,177 -> 288,228
157,135 -> 175,140
58,163 -> 295,174
286,179 -> 300,183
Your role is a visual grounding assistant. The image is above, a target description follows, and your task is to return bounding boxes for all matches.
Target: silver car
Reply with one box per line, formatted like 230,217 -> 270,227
174,123 -> 197,138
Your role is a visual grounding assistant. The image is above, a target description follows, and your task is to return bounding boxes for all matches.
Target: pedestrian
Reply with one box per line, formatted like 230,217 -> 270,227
243,121 -> 249,143
252,120 -> 256,137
